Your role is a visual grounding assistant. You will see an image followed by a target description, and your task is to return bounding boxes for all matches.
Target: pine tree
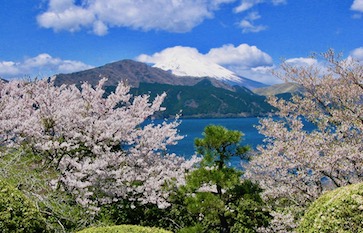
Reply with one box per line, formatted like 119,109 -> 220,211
177,125 -> 269,233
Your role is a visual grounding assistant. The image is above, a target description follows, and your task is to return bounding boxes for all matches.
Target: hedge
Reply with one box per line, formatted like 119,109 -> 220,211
76,225 -> 172,233
298,182 -> 363,233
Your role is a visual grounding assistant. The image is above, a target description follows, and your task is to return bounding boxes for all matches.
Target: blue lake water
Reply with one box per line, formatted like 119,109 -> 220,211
155,117 -> 263,167
168,117 -> 263,158
155,117 -> 316,168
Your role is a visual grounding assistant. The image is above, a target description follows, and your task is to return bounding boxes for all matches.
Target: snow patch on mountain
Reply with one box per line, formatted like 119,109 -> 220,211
138,46 -> 243,83
154,55 -> 242,83
137,46 -> 270,89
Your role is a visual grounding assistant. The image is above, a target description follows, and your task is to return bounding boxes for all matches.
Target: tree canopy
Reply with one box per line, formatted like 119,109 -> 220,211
246,50 -> 363,232
176,125 -> 269,233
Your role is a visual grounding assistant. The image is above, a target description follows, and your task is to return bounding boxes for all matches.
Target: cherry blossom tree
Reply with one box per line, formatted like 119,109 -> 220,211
246,50 -> 363,228
0,77 -> 198,211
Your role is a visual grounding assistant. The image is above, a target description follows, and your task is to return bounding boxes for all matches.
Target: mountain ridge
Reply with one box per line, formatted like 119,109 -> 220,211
128,79 -> 272,118
55,59 -> 268,90
55,59 -> 236,91
54,59 -> 273,118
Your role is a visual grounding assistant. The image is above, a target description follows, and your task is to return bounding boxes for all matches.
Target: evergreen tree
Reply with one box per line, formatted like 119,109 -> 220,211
177,125 -> 269,233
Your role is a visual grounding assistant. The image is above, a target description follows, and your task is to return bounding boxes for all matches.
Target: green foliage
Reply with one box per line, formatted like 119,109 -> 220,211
298,182 -> 363,233
174,125 -> 270,233
0,179 -> 47,233
194,124 -> 250,167
97,200 -> 176,231
129,80 -> 272,118
230,180 -> 271,233
76,224 -> 172,233
0,125 -> 271,233
177,224 -> 204,233
0,149 -> 93,232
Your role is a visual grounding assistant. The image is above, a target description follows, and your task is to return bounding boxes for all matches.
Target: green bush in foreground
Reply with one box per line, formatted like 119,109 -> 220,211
76,224 -> 172,233
298,182 -> 363,233
0,179 -> 47,233
0,150 -> 93,232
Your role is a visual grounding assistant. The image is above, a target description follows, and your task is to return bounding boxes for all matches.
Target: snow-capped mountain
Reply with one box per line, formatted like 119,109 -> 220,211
153,55 -> 240,81
149,52 -> 267,89
54,59 -> 273,118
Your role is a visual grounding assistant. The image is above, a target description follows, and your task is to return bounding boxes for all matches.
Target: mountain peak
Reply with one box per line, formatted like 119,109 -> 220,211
53,59 -> 233,90
148,47 -> 241,82
139,46 -> 268,89
154,54 -> 239,80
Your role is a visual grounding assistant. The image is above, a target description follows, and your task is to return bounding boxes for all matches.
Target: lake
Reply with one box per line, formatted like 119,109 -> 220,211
161,116 -> 316,167
164,117 -> 264,167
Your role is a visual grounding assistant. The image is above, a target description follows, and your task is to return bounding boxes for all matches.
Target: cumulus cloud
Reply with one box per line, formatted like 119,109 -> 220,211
351,0 -> 363,12
206,43 -> 273,68
36,0 -> 288,35
0,54 -> 93,79
37,0 -> 236,35
138,46 -> 205,65
37,1 -> 95,33
0,62 -> 20,76
350,47 -> 363,61
137,44 -> 280,84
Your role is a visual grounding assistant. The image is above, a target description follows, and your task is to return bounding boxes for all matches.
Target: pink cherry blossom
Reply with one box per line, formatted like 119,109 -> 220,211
0,77 -> 199,211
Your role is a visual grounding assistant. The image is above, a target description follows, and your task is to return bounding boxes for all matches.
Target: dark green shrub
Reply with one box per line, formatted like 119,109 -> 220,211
298,182 -> 363,233
174,125 -> 270,232
97,199 -> 177,231
0,179 -> 47,232
76,224 -> 172,233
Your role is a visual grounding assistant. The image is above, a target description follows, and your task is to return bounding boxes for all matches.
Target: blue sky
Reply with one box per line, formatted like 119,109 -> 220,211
1,0 -> 363,84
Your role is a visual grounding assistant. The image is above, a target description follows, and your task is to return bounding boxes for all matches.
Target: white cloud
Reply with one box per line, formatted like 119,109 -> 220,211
93,20 -> 108,36
37,0 -> 236,35
23,53 -> 60,68
138,46 -> 205,65
350,47 -> 363,61
137,44 -> 280,84
0,54 -> 93,79
37,0 -> 288,35
238,11 -> 267,33
285,57 -> 318,66
0,61 -> 20,76
239,20 -> 267,33
245,11 -> 262,21
37,4 -> 95,33
351,0 -> 363,12
235,65 -> 282,84
234,0 -> 263,13
234,0 -> 286,33
234,0 -> 286,13
206,43 -> 273,68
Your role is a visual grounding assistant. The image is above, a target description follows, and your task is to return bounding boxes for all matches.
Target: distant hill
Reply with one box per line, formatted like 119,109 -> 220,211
253,82 -> 303,96
54,59 -> 273,118
111,79 -> 273,118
